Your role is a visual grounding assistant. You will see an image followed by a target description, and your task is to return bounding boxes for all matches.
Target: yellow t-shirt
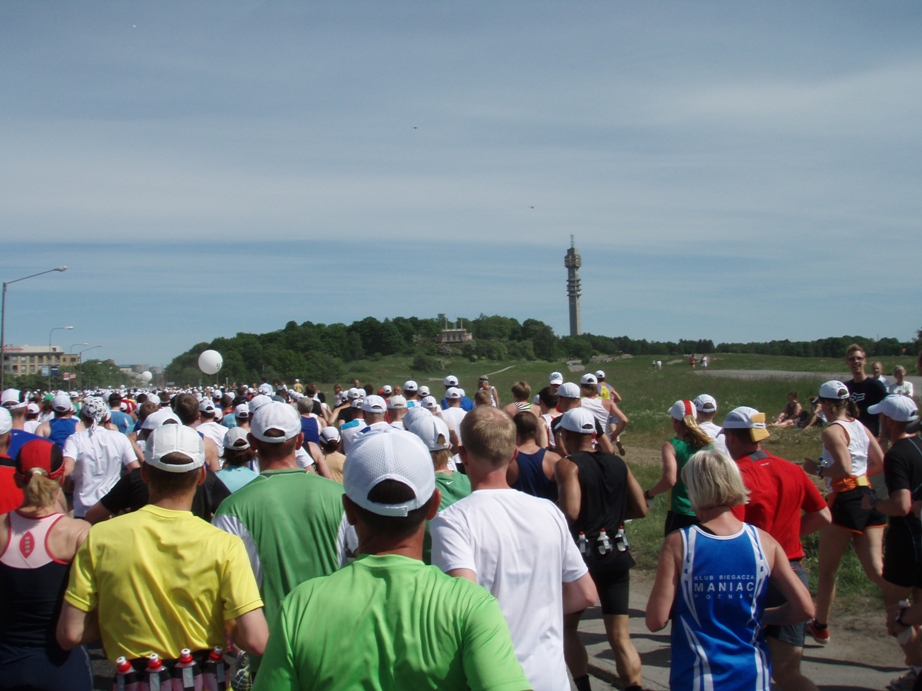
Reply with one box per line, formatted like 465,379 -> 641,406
65,504 -> 263,662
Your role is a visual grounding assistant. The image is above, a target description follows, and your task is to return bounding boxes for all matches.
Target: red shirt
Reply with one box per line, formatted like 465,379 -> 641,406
0,456 -> 23,515
732,449 -> 826,561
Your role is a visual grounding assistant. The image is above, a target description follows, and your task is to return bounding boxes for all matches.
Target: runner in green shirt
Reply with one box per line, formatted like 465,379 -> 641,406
254,429 -> 530,691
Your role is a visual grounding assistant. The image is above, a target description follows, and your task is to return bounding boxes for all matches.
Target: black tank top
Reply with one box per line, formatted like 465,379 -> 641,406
512,449 -> 558,502
569,450 -> 635,571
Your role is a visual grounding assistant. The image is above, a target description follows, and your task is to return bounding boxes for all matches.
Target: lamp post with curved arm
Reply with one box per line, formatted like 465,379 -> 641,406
48,326 -> 74,392
78,345 -> 102,390
0,266 -> 67,392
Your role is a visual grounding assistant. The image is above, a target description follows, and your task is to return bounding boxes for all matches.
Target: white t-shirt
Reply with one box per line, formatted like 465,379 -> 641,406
197,421 -> 228,456
23,420 -> 41,434
62,427 -> 137,517
698,420 -> 729,456
441,406 -> 467,443
430,489 -> 587,691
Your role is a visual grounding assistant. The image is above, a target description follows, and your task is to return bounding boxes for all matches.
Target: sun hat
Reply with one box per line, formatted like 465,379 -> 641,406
344,430 -> 436,517
549,372 -> 564,385
721,406 -> 770,442
818,380 -> 850,400
146,425 -> 205,472
693,394 -> 718,414
559,408 -> 596,434
580,373 -> 598,386
868,395 -> 919,423
668,400 -> 696,421
251,402 -> 301,443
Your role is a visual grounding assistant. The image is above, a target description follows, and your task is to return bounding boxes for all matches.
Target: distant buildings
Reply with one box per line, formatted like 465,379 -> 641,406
1,344 -> 78,376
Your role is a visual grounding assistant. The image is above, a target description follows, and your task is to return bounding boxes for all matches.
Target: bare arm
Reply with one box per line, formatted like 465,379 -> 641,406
536,417 -> 548,450
562,573 -> 597,614
624,467 -> 648,520
646,533 -> 681,631
307,442 -> 333,480
56,602 -> 100,650
555,457 -> 582,525
228,608 -> 269,656
596,433 -> 615,455
83,501 -> 112,525
646,442 -> 678,498
800,507 -> 831,536
761,536 -> 814,626
204,437 -> 221,473
506,453 -> 521,487
868,488 -> 911,517
866,433 -> 885,477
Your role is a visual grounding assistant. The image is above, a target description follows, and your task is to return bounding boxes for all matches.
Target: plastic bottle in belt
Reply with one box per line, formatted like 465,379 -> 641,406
202,647 -> 227,691
139,654 -> 172,691
114,657 -> 140,691
171,649 -> 203,691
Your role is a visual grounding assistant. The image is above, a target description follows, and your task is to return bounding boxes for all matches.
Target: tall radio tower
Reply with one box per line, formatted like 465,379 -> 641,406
564,235 -> 582,337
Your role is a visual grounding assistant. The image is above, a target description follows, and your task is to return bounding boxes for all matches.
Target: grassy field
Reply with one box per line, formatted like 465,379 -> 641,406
321,351 -> 918,612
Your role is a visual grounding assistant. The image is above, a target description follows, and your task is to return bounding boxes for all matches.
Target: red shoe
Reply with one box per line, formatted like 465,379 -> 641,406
807,619 -> 830,645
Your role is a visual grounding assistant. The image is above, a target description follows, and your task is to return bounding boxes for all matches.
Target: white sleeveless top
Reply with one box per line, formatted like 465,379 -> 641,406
580,397 -> 608,433
822,419 -> 870,488
0,511 -> 65,569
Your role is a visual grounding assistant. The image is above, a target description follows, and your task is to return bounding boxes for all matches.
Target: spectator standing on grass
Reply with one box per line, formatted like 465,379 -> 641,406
723,406 -> 830,691
890,365 -> 914,399
644,400 -> 713,535
872,361 -> 890,390
802,380 -> 887,646
431,405 -> 596,691
252,430 -> 530,691
646,449 -> 814,691
844,344 -> 888,439
556,408 -> 647,691
860,395 -> 922,691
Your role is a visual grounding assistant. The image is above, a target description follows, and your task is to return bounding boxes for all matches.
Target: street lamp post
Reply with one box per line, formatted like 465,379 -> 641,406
48,326 -> 74,392
0,266 -> 67,392
78,345 -> 102,390
68,343 -> 88,391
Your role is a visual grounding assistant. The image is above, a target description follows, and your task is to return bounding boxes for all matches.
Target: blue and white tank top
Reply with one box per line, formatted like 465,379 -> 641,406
671,523 -> 771,691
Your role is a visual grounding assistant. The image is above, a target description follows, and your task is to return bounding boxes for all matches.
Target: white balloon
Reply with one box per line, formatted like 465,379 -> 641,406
198,350 -> 223,375
140,371 -> 153,383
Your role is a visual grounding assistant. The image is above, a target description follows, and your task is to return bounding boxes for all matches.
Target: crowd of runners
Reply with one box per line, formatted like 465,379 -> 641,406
0,347 -> 921,690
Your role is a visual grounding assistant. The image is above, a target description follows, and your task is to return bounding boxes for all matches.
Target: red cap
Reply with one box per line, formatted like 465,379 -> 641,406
178,649 -> 193,663
116,657 -> 132,673
209,647 -> 223,660
146,654 -> 163,671
15,439 -> 64,481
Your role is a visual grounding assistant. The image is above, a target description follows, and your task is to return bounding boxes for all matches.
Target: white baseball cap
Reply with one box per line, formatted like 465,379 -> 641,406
248,394 -> 272,414
403,380 -> 418,392
234,403 -> 250,419
406,414 -> 452,451
344,430 -> 436,517
251,402 -> 301,443
199,399 -> 216,414
52,393 -> 72,413
445,387 -> 462,400
347,387 -> 364,400
444,375 -> 459,387
721,406 -> 770,442
693,394 -> 717,414
320,426 -> 341,443
403,407 -> 432,427
361,395 -> 387,414
818,380 -> 850,400
580,373 -> 598,386
549,372 -> 564,385
387,395 -> 407,410
1,389 -> 24,409
381,385 -> 393,395
223,427 -> 251,451
421,396 -> 440,411
418,385 -> 430,398
557,382 -> 581,399
26,402 -> 40,415
0,408 -> 11,435
560,408 -> 596,434
140,408 -> 181,431
257,383 -> 273,395
868,395 -> 919,423
668,400 -> 696,421
595,370 -> 606,380
146,425 -> 205,472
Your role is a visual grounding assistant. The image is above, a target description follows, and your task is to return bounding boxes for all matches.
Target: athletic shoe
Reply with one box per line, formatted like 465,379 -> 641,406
616,439 -> 626,456
806,619 -> 830,645
886,668 -> 918,691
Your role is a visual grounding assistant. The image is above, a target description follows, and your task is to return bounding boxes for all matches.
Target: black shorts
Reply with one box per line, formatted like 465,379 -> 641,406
764,561 -> 809,646
830,487 -> 887,533
589,567 -> 631,616
884,527 -> 922,589
664,510 -> 699,537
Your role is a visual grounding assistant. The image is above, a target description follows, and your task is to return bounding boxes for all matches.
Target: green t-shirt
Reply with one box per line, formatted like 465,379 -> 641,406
422,472 -> 474,564
253,554 -> 529,691
212,469 -> 345,642
670,437 -> 705,516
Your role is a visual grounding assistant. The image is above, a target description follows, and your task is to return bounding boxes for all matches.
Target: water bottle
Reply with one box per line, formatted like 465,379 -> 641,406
171,649 -> 203,691
897,600 -> 913,644
597,529 -> 611,555
202,647 -> 227,691
140,654 -> 172,691
615,527 -> 629,552
577,532 -> 588,556
114,657 -> 139,691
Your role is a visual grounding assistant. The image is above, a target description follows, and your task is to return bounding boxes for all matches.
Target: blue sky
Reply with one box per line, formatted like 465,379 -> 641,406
2,2 -> 920,367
